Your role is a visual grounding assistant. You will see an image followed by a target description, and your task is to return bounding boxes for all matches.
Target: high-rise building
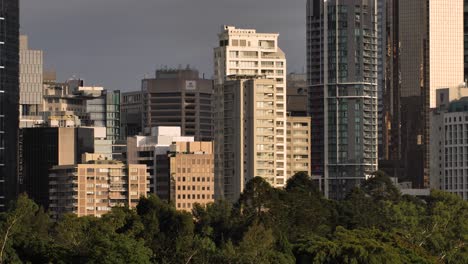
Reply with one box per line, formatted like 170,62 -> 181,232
20,127 -> 95,208
19,35 -> 44,128
0,0 -> 20,209
286,115 -> 311,178
307,0 -> 379,199
384,0 -> 464,188
286,73 -> 308,117
49,156 -> 148,218
214,26 -> 287,200
219,77 -> 286,201
377,0 -> 386,159
121,91 -> 143,138
141,68 -> 213,141
381,0 -> 399,165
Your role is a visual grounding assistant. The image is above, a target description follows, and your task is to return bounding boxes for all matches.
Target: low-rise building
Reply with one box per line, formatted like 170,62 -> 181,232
168,141 -> 214,212
49,155 -> 148,218
126,126 -> 194,194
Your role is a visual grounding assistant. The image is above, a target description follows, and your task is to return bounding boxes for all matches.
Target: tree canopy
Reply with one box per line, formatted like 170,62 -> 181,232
0,172 -> 466,263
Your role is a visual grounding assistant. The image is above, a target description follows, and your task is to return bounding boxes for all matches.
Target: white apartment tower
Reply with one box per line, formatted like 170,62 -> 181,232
214,26 -> 287,201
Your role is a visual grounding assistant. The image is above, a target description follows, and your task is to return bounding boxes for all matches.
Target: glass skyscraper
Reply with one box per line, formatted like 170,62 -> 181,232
0,0 -> 20,209
307,0 -> 379,199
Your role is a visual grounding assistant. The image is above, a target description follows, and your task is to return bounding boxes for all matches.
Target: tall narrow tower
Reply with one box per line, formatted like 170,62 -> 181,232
307,0 -> 379,199
0,0 -> 20,209
214,26 -> 287,201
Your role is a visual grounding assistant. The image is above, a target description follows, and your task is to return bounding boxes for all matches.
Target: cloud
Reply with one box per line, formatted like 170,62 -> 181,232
20,0 -> 306,90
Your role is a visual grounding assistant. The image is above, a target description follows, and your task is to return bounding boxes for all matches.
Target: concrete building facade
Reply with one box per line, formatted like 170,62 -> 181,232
307,0 -> 379,198
214,26 -> 287,200
126,126 -> 194,195
0,0 -> 20,209
286,116 -> 312,178
49,158 -> 148,218
220,77 -> 287,201
19,35 -> 44,128
142,68 -> 213,141
431,92 -> 468,200
169,141 -> 214,212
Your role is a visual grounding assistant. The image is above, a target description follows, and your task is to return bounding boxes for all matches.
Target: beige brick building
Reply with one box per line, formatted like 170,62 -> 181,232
49,156 -> 148,218
286,116 -> 311,178
169,142 -> 214,212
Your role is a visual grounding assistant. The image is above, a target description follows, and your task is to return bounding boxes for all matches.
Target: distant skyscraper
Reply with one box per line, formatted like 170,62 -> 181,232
0,0 -> 20,209
121,91 -> 143,137
307,0 -> 379,199
141,68 -> 213,141
19,35 -> 44,128
214,26 -> 287,200
385,0 -> 464,188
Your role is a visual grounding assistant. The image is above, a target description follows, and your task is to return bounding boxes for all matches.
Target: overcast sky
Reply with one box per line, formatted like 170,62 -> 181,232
20,0 -> 306,91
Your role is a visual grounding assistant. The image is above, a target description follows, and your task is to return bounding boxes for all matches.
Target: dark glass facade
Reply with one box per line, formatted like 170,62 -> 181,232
307,0 -> 379,199
20,128 -> 94,208
0,0 -> 20,209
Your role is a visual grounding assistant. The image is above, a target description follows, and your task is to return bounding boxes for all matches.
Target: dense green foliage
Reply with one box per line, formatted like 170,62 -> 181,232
0,172 -> 466,263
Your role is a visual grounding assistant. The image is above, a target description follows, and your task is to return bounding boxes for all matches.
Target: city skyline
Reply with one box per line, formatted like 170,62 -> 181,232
20,0 -> 307,91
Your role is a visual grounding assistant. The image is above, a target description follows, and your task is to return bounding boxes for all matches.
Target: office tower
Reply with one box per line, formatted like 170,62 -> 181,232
141,68 -> 213,141
220,77 -> 286,201
384,0 -> 464,188
430,89 -> 468,200
286,73 -> 308,117
214,26 -> 287,200
286,116 -> 312,178
49,156 -> 148,218
307,0 -> 379,199
122,91 -> 143,137
0,0 -> 20,209
126,126 -> 194,196
167,141 -> 214,211
20,127 -> 95,208
19,35 -> 44,128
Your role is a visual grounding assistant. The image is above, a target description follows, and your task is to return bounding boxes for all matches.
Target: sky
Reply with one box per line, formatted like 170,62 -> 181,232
20,0 -> 306,92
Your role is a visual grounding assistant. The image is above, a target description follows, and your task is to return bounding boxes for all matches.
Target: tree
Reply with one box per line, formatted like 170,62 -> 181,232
293,227 -> 434,264
423,190 -> 468,262
361,171 -> 401,202
0,194 -> 52,264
